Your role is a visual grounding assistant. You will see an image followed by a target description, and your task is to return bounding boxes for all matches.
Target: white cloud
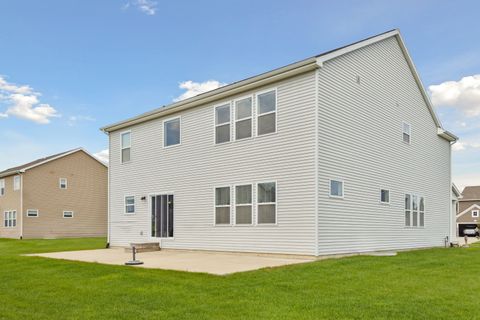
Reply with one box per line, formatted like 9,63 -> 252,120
452,140 -> 480,152
67,115 -> 96,126
93,149 -> 109,164
123,0 -> 157,15
174,80 -> 227,102
0,76 -> 59,124
429,75 -> 480,117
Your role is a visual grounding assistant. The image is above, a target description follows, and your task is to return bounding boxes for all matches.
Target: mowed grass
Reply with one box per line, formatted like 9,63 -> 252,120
0,238 -> 479,320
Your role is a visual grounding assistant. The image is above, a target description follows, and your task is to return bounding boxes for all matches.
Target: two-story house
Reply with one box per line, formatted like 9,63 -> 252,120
456,186 -> 480,236
101,29 -> 457,256
0,148 -> 108,239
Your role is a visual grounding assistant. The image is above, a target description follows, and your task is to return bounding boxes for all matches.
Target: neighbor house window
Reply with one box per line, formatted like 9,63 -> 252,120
257,182 -> 276,224
405,194 -> 424,227
63,211 -> 74,218
164,117 -> 181,147
125,196 -> 135,214
380,189 -> 390,204
215,103 -> 230,144
329,180 -> 344,198
59,178 -> 67,189
4,211 -> 16,227
235,97 -> 252,140
257,90 -> 276,135
402,122 -> 411,144
121,131 -> 131,163
472,210 -> 479,218
13,175 -> 20,191
0,179 -> 4,196
235,184 -> 252,224
27,209 -> 38,217
215,186 -> 230,224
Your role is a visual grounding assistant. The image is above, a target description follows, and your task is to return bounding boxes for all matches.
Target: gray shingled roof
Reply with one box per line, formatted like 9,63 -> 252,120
461,186 -> 480,200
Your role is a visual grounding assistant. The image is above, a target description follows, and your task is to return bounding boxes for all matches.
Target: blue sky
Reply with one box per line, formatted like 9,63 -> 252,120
1,1 -> 479,189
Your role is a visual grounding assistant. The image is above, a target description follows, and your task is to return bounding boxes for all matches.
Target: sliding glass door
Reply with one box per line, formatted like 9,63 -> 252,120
151,194 -> 174,238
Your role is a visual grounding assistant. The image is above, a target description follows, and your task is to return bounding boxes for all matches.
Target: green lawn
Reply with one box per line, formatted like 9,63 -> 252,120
0,238 -> 478,320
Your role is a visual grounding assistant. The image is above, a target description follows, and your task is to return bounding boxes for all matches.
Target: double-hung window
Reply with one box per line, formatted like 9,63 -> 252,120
4,211 -> 16,227
59,178 -> 67,189
235,184 -> 252,224
0,179 -> 4,196
121,131 -> 131,163
257,90 -> 276,135
402,122 -> 411,144
215,104 -> 231,144
380,189 -> 390,204
125,196 -> 135,214
330,180 -> 344,198
215,187 -> 230,224
235,97 -> 252,140
13,176 -> 20,191
164,117 -> 181,147
405,194 -> 424,227
257,182 -> 276,224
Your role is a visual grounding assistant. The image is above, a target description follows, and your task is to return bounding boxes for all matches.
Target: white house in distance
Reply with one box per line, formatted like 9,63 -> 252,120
101,29 -> 458,256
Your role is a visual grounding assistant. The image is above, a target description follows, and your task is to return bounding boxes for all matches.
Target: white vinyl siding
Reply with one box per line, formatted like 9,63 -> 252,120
0,179 -> 4,196
27,209 -> 39,217
13,176 -> 20,191
121,131 -> 131,163
4,211 -> 16,227
257,89 -> 276,135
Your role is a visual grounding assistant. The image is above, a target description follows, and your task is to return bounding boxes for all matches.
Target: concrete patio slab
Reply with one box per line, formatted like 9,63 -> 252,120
27,248 -> 315,275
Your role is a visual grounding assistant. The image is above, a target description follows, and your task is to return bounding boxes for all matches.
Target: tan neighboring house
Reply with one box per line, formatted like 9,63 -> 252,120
0,148 -> 108,239
456,186 -> 480,236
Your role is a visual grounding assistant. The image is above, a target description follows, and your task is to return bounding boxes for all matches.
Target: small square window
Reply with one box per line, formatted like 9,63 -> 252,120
59,178 -> 67,189
27,209 -> 39,217
330,180 -> 344,198
380,189 -> 390,204
473,210 -> 479,218
63,211 -> 74,218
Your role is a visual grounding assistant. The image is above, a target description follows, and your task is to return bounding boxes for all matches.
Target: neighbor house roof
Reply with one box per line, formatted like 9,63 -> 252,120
0,148 -> 107,178
460,186 -> 480,201
100,29 -> 457,143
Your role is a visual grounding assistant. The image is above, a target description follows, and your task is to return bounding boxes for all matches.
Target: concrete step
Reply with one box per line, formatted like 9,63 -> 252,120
125,242 -> 161,253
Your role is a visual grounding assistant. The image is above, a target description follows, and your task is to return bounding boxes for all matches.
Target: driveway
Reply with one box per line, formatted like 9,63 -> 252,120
28,248 -> 315,275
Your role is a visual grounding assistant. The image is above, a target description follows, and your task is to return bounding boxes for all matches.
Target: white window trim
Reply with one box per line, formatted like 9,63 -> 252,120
404,193 -> 425,228
233,95 -> 254,141
472,210 -> 479,218
256,181 -> 278,226
214,185 -> 232,226
163,116 -> 181,148
13,175 -> 21,191
256,88 -> 277,137
329,179 -> 344,199
380,188 -> 390,205
26,209 -> 39,217
402,121 -> 412,145
0,179 -> 5,196
234,183 -> 253,225
4,210 -> 17,228
124,195 -> 135,215
214,102 -> 232,145
59,178 -> 68,189
63,211 -> 74,218
120,130 -> 132,164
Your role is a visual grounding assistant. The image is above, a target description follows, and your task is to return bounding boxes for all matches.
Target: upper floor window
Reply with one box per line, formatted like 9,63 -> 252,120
121,131 -> 131,163
63,211 -> 74,218
329,179 -> 344,198
125,196 -> 135,214
13,176 -> 20,191
4,211 -> 16,228
405,194 -> 424,227
0,179 -> 4,196
235,97 -> 252,140
257,90 -> 276,135
164,117 -> 181,147
402,122 -> 411,144
59,178 -> 67,189
473,210 -> 479,218
215,186 -> 231,224
235,184 -> 252,224
215,104 -> 230,144
380,189 -> 390,204
257,182 -> 276,224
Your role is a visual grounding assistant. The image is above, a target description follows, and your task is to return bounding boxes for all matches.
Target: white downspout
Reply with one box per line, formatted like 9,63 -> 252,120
19,172 -> 24,239
314,66 -> 320,256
